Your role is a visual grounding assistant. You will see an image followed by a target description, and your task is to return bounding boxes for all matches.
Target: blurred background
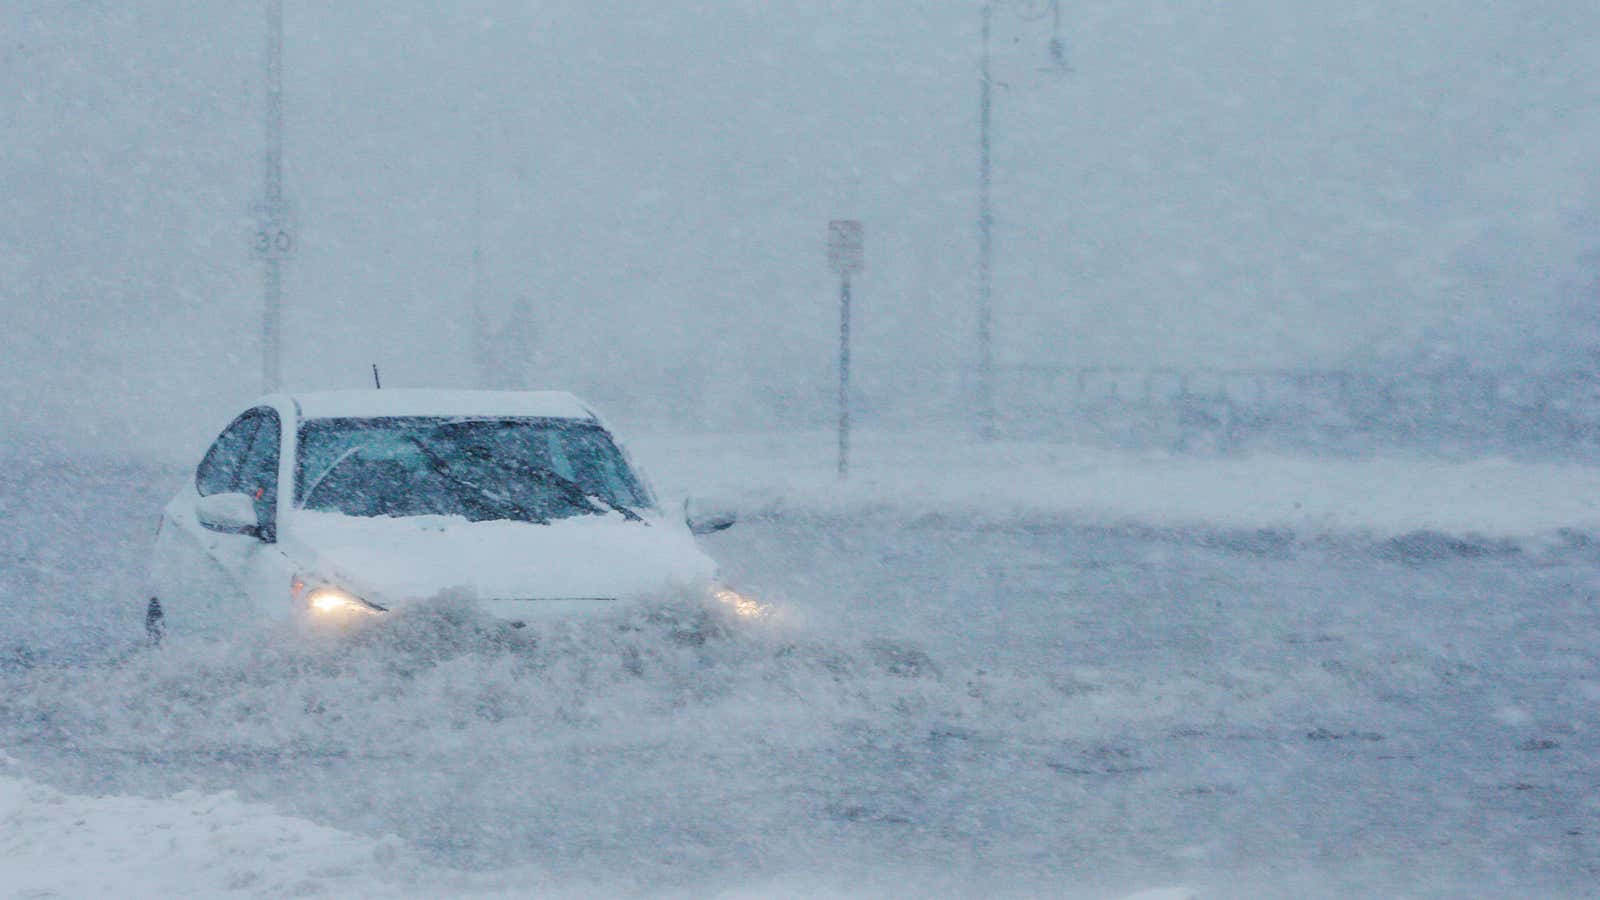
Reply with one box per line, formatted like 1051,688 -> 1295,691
4,0 -> 1599,459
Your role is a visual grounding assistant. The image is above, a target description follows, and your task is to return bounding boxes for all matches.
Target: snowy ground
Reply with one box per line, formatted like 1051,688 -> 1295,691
631,431 -> 1600,538
2,433 -> 1598,897
0,752 -> 443,899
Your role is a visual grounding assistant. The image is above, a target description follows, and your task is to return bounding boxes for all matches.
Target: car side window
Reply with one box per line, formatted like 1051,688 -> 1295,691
236,408 -> 281,541
196,412 -> 262,497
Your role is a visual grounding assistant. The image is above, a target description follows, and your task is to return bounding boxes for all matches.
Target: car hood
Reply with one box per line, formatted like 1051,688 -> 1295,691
285,509 -> 716,611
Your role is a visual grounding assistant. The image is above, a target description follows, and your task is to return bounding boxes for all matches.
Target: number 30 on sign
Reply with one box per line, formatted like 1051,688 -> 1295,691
252,226 -> 294,259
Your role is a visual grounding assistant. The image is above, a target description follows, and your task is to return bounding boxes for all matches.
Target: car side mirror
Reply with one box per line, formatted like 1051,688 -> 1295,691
684,498 -> 736,536
196,492 -> 262,538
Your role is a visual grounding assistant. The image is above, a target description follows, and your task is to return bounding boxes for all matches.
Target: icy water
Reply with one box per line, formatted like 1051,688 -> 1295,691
2,462 -> 1598,896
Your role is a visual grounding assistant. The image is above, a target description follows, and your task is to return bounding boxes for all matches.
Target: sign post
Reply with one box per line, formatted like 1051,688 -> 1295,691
255,0 -> 292,394
828,220 -> 864,479
251,201 -> 293,394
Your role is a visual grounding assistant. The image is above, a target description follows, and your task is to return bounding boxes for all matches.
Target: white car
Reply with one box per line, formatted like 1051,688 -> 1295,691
146,390 -> 745,638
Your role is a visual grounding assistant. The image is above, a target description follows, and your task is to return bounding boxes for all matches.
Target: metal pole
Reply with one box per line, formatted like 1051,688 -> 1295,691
261,0 -> 284,393
470,124 -> 489,388
262,258 -> 281,391
977,0 -> 996,440
838,272 -> 852,478
1049,0 -> 1068,70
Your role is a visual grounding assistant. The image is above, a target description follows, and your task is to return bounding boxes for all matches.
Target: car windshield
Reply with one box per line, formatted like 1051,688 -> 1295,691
295,416 -> 651,523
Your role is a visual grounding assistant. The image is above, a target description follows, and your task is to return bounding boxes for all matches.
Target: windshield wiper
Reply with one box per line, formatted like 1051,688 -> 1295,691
466,451 -> 645,524
405,436 -> 549,524
545,469 -> 645,523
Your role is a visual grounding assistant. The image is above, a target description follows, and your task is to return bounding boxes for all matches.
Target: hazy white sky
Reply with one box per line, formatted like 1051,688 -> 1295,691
3,1 -> 1598,456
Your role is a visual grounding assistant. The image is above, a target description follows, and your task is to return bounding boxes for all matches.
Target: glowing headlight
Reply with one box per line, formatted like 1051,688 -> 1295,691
305,587 -> 383,616
712,586 -> 767,620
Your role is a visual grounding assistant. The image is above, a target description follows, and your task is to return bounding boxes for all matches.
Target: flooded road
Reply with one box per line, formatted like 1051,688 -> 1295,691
3,462 -> 1597,896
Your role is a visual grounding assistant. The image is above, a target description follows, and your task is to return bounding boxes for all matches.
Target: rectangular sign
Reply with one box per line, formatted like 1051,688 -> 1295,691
828,220 -> 864,274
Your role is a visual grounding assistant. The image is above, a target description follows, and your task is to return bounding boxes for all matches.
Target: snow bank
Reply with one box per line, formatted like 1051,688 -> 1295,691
632,431 -> 1600,539
0,768 -> 408,897
0,756 -> 1192,900
0,753 -> 596,898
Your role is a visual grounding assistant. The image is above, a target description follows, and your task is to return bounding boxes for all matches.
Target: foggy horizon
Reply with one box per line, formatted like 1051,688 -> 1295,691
5,1 -> 1599,457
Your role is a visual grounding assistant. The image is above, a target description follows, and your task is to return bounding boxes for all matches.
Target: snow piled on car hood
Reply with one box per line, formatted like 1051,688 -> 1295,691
287,510 -> 716,605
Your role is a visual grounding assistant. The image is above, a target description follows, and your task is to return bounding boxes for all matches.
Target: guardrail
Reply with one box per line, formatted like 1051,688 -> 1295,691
978,366 -> 1600,456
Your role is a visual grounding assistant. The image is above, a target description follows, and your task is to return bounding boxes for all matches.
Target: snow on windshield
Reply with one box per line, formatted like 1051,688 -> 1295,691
297,417 -> 650,521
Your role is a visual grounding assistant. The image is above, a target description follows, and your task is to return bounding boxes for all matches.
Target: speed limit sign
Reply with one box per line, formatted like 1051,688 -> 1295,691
250,203 -> 295,259
828,220 -> 864,274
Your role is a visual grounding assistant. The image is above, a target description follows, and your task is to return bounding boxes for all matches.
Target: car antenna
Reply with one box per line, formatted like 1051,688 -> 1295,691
371,364 -> 382,389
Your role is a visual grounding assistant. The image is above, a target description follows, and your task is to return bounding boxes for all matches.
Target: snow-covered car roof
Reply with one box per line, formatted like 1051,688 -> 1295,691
285,390 -> 597,422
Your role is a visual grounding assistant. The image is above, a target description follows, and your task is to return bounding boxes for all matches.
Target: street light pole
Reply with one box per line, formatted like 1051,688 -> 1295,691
974,0 -> 1066,441
976,0 -> 995,441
